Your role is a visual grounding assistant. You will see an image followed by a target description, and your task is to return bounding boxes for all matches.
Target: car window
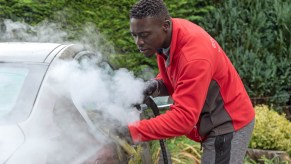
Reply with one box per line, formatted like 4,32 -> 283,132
0,63 -> 47,124
0,68 -> 28,118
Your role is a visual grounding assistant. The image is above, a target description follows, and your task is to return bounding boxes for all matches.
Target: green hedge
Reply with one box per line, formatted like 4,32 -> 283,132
200,0 -> 291,110
0,0 -> 214,79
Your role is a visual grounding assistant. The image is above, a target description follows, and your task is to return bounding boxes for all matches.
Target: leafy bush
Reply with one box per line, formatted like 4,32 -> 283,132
200,0 -> 291,110
250,105 -> 291,155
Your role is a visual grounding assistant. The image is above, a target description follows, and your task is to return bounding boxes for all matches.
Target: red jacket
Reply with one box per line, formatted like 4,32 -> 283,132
128,18 -> 255,142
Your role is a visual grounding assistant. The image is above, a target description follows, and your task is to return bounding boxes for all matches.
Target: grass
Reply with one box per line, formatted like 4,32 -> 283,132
150,136 -> 202,164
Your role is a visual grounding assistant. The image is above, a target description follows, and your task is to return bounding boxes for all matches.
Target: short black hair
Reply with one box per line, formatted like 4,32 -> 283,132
129,0 -> 170,20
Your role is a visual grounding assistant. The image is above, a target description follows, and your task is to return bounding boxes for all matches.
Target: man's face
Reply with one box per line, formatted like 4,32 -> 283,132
130,17 -> 168,57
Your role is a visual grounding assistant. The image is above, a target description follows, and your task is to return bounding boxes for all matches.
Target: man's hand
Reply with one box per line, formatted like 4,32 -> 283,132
143,79 -> 159,96
110,125 -> 133,145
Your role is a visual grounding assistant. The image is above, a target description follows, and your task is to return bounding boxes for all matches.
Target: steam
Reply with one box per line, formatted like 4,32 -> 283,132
0,19 -> 145,163
0,19 -> 68,43
0,19 -> 115,57
49,59 -> 144,125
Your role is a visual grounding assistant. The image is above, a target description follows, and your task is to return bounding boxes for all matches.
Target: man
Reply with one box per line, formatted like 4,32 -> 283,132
126,0 -> 255,163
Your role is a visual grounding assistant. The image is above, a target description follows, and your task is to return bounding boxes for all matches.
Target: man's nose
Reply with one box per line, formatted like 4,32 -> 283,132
135,36 -> 144,46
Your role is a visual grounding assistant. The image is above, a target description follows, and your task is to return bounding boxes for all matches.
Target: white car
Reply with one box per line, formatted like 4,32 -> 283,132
0,42 -> 151,164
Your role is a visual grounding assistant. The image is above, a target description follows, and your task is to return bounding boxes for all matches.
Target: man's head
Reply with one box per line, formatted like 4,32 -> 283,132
129,0 -> 172,57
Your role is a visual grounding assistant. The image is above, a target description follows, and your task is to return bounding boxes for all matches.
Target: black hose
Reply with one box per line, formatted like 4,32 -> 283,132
144,96 -> 170,164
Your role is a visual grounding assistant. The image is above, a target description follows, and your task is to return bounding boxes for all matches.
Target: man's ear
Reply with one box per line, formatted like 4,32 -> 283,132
162,20 -> 171,32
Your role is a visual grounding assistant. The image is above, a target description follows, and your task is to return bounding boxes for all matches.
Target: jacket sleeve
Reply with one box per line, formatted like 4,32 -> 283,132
128,60 -> 213,143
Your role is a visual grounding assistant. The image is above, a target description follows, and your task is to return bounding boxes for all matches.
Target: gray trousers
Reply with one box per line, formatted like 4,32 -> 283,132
201,119 -> 255,164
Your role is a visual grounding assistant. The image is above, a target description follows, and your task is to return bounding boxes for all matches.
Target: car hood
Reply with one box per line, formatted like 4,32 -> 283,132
0,125 -> 24,163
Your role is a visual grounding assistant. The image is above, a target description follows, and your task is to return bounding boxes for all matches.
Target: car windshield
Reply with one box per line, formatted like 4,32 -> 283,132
0,63 -> 47,124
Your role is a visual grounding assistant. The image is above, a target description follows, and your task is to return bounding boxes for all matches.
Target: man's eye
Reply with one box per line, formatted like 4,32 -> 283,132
140,33 -> 149,37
